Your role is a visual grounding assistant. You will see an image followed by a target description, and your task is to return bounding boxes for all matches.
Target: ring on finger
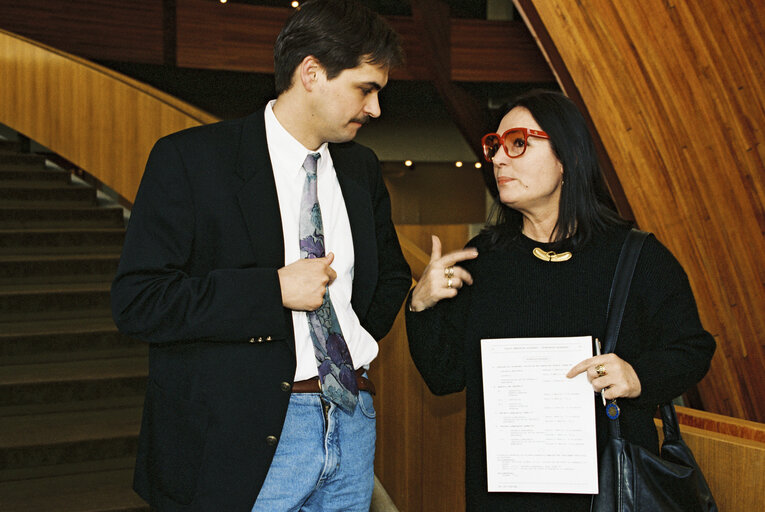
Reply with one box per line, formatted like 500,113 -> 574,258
446,277 -> 453,289
595,364 -> 606,377
444,266 -> 455,278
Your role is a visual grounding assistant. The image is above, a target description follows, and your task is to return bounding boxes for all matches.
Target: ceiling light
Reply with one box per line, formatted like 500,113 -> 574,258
291,1 -> 300,7
474,162 -> 482,169
404,160 -> 413,167
455,161 -> 463,168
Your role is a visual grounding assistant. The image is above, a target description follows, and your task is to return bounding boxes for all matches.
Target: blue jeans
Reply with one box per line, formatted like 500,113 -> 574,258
251,390 -> 376,512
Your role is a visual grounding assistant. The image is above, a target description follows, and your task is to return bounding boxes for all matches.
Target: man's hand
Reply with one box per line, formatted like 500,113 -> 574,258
278,253 -> 337,311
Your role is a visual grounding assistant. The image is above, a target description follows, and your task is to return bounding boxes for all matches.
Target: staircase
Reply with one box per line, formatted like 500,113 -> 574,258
0,140 -> 149,511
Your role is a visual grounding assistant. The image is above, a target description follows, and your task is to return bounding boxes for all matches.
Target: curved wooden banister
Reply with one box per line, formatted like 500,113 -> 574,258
0,28 -> 220,203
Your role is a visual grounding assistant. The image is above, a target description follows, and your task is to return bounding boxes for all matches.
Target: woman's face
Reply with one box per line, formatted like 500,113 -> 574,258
492,107 -> 563,217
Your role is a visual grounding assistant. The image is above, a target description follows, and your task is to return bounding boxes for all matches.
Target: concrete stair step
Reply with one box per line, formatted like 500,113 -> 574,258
0,282 -> 112,321
0,153 -> 46,171
0,317 -> 142,363
0,140 -> 23,153
0,461 -> 147,512
0,404 -> 141,470
0,206 -> 124,229
0,168 -> 71,183
0,228 -> 125,255
0,394 -> 145,419
0,184 -> 96,205
0,356 -> 147,407
0,141 -> 149,511
0,454 -> 135,481
0,253 -> 120,285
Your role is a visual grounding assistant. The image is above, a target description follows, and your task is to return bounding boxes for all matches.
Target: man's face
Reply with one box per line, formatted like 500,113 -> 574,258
310,61 -> 389,144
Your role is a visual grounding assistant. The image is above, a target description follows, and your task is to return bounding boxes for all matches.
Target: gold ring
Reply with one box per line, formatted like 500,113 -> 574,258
446,277 -> 453,288
595,364 -> 606,377
444,266 -> 455,278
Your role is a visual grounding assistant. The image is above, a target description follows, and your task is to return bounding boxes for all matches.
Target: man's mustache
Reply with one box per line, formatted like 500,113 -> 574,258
350,116 -> 369,125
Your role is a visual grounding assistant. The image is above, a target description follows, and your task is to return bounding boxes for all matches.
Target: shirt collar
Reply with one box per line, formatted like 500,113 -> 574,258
264,99 -> 329,178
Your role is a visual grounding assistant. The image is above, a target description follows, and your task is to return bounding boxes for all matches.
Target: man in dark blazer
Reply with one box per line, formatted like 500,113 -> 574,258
110,1 -> 411,510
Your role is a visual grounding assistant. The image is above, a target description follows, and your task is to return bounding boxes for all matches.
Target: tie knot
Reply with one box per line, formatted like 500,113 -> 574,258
303,153 -> 320,177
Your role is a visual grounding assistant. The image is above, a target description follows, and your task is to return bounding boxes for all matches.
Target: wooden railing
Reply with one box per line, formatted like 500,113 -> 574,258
0,29 -> 219,204
376,224 -> 765,511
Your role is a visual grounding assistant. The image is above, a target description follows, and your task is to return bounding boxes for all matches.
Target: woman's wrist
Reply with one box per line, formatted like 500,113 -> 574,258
408,295 -> 427,313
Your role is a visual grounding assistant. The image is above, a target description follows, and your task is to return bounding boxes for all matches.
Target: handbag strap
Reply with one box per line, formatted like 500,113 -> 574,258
602,228 -> 649,355
603,228 -> 648,438
660,402 -> 684,443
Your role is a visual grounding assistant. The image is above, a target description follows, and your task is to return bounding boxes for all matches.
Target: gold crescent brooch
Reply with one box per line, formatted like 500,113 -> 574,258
532,247 -> 573,262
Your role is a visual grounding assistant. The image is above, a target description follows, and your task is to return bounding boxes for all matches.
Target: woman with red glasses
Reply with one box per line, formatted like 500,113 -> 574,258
405,90 -> 715,511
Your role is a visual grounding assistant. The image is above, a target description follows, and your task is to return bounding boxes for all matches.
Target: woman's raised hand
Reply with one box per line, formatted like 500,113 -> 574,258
409,235 -> 479,312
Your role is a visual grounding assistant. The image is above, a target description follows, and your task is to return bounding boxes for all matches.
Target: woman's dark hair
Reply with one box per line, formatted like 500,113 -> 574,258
273,0 -> 404,94
482,89 -> 628,250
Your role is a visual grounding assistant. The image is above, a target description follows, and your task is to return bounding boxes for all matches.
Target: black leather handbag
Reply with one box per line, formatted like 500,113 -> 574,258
591,229 -> 718,512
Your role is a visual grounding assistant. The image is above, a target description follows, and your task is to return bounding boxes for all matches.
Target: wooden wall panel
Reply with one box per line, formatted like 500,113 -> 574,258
174,0 -> 549,82
515,0 -> 765,422
371,225 -> 470,512
176,0 -> 288,74
0,0 -> 552,82
0,0 -> 164,64
451,18 -> 554,82
383,163 -> 487,225
0,29 -> 219,203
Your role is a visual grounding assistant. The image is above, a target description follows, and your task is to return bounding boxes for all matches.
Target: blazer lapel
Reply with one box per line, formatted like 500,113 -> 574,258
330,145 -> 377,315
234,110 -> 296,352
234,110 -> 285,270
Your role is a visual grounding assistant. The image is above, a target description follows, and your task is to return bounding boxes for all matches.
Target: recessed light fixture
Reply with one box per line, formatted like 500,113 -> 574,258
291,1 -> 300,7
404,160 -> 413,167
220,0 -> 227,4
474,162 -> 482,169
455,161 -> 463,168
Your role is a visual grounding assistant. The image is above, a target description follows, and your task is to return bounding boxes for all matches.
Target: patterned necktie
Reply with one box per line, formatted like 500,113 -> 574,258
299,153 -> 359,414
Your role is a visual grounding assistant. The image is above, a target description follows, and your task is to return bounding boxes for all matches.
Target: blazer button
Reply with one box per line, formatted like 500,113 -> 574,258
280,381 -> 291,392
266,435 -> 278,446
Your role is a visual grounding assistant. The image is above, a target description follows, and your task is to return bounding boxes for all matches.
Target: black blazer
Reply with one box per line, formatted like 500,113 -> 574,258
111,109 -> 411,511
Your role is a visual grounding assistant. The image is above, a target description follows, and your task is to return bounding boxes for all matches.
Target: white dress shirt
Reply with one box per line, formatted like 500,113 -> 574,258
264,100 -> 378,381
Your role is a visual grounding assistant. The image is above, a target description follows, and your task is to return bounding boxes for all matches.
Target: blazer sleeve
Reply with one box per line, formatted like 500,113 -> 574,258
110,136 -> 288,344
359,152 -> 412,341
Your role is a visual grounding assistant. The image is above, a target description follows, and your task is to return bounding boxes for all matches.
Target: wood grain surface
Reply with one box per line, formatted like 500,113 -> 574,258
515,0 -> 765,422
0,29 -> 219,203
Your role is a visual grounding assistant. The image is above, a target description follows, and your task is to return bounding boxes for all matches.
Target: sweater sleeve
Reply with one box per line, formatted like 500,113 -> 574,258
405,238 -> 480,396
626,236 -> 716,406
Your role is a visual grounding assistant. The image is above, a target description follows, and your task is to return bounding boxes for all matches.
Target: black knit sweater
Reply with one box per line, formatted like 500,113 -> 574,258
406,226 -> 715,511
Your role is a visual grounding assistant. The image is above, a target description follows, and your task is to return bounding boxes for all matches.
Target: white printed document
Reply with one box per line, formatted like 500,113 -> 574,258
480,336 -> 598,494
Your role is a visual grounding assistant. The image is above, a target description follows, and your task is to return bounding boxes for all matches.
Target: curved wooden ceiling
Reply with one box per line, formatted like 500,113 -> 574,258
516,0 -> 765,422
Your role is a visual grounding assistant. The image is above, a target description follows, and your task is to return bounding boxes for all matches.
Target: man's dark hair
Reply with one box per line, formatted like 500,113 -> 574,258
273,0 -> 404,94
483,90 -> 628,250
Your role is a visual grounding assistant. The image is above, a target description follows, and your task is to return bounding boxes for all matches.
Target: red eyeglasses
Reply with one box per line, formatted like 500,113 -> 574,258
481,127 -> 550,162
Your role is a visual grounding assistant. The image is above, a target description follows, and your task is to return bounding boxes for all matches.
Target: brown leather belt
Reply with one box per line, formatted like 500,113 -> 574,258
291,368 -> 375,395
